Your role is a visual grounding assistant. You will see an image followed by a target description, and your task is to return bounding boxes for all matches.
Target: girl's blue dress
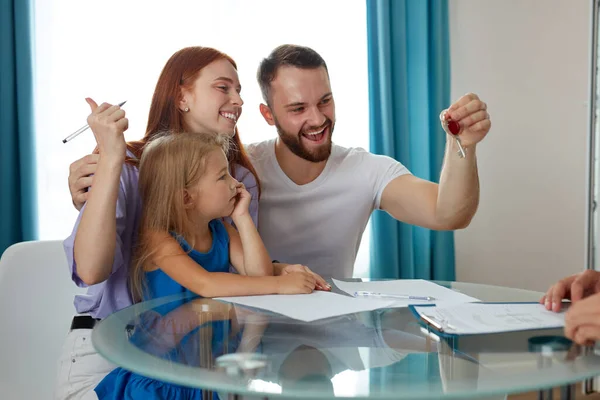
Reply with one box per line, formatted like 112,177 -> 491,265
95,220 -> 233,400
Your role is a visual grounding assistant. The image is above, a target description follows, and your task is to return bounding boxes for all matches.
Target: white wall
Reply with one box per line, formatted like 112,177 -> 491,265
449,0 -> 593,291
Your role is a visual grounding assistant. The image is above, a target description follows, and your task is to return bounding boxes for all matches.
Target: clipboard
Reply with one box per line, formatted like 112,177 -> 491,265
409,303 -> 458,338
408,302 -> 567,338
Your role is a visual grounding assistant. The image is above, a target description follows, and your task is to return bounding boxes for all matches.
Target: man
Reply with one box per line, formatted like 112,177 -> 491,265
245,44 -> 489,278
68,44 -> 491,279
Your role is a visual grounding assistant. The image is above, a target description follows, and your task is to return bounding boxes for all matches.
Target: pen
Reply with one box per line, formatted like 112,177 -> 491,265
62,100 -> 127,143
353,291 -> 435,301
421,314 -> 457,332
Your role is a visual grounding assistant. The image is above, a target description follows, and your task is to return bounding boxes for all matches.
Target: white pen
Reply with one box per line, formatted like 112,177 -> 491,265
353,291 -> 435,301
62,100 -> 127,143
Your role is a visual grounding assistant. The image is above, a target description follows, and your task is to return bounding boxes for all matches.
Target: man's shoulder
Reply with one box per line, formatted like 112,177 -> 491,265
245,138 -> 274,155
331,144 -> 388,165
329,144 -> 409,180
245,138 -> 275,166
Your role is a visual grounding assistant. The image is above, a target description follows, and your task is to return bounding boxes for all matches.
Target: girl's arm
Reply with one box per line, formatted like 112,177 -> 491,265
148,232 -> 315,298
226,183 -> 272,276
224,218 -> 272,277
73,99 -> 129,285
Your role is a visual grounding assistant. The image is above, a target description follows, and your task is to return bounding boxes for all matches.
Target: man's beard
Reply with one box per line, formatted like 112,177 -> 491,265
274,117 -> 334,163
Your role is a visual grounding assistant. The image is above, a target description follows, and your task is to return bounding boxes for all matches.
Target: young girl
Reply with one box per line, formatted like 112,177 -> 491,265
94,132 -> 315,399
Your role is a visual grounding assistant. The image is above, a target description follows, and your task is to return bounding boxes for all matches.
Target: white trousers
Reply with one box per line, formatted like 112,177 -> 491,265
53,328 -> 115,400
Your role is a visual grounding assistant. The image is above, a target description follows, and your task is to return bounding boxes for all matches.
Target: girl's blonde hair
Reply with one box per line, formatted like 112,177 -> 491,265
130,131 -> 230,302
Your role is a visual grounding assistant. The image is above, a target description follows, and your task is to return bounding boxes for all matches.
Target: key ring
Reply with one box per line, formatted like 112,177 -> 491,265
440,110 -> 466,158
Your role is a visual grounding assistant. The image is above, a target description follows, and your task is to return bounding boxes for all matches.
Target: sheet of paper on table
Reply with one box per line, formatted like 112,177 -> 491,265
332,279 -> 480,307
215,290 -> 395,322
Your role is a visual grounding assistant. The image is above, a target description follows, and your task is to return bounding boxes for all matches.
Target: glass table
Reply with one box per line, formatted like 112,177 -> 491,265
92,281 -> 600,399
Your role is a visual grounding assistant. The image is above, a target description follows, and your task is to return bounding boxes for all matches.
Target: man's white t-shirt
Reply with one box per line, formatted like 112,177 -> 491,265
247,139 -> 410,278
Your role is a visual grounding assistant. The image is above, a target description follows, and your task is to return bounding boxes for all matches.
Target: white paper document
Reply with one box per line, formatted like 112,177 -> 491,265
215,291 -> 395,322
413,303 -> 566,335
332,279 -> 480,307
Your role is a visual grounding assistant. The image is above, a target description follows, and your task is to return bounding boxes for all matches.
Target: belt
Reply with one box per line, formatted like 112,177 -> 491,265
70,315 -> 100,330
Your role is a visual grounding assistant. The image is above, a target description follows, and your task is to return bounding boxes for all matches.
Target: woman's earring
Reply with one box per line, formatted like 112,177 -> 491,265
184,107 -> 190,112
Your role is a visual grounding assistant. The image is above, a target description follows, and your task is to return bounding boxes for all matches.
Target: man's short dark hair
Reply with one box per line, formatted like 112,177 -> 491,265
257,44 -> 328,105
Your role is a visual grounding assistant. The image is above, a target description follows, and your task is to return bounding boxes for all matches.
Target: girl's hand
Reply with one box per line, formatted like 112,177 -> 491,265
281,264 -> 331,291
276,272 -> 316,294
231,183 -> 252,220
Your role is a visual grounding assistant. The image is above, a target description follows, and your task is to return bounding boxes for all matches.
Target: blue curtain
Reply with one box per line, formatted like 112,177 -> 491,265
366,0 -> 455,280
0,0 -> 38,254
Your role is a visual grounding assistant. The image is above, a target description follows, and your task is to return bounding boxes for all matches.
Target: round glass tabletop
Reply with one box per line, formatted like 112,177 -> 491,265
92,281 -> 600,399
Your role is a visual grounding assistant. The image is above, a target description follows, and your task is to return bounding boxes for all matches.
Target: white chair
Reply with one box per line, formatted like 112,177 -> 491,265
0,240 -> 84,399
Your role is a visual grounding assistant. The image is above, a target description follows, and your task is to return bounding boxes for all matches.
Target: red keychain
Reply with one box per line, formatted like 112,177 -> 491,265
443,113 -> 466,158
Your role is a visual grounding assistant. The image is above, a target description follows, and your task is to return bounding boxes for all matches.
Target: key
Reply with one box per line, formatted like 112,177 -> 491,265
446,117 -> 466,158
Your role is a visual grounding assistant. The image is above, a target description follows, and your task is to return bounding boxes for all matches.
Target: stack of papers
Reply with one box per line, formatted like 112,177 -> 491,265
217,280 -> 563,335
411,303 -> 566,335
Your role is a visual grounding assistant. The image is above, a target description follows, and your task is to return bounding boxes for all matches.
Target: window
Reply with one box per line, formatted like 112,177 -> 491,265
34,0 -> 370,278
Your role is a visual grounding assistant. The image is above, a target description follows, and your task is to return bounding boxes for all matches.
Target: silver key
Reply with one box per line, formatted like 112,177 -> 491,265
453,135 -> 466,158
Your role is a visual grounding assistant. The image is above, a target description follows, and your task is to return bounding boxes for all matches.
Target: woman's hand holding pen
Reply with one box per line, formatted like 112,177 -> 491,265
85,97 -> 128,163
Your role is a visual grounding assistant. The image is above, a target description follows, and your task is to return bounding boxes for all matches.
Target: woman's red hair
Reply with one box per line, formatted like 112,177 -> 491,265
125,46 -> 260,194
